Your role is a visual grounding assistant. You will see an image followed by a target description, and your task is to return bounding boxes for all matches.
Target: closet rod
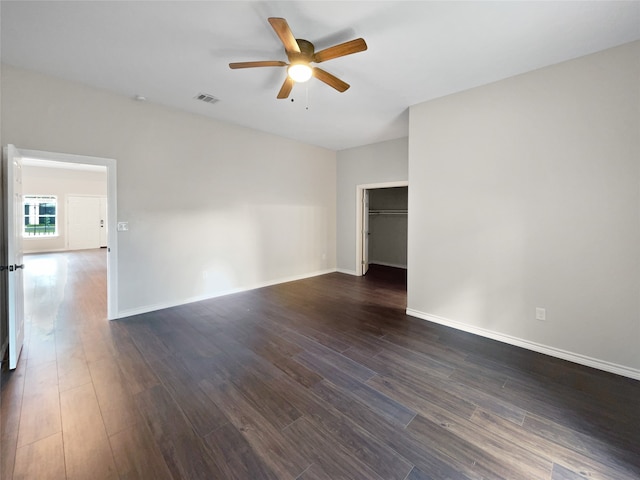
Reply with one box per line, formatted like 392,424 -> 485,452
369,209 -> 408,215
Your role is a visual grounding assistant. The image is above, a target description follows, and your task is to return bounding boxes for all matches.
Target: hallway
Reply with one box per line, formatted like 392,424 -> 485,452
2,250 -> 111,479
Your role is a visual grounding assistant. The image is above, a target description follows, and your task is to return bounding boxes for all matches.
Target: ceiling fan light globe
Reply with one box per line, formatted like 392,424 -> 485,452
288,64 -> 312,83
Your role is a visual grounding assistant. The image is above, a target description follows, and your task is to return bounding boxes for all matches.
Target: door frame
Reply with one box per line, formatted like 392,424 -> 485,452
355,181 -> 408,277
19,148 -> 118,319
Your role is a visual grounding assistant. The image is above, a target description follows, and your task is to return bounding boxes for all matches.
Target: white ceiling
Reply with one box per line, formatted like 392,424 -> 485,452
2,1 -> 639,151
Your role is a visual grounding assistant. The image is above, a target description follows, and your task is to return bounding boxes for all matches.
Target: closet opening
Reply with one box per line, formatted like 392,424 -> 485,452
355,181 -> 408,280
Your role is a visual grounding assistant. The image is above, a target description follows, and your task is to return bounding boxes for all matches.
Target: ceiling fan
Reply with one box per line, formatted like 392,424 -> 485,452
229,17 -> 367,99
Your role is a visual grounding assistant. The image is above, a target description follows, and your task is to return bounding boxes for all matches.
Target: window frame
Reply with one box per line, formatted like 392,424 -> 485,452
23,195 -> 59,238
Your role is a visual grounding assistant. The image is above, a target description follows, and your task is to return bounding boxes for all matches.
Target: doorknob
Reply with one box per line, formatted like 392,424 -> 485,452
0,264 -> 24,272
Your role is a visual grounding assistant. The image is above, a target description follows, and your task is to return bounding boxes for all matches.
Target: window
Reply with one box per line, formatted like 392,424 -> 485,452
23,195 -> 57,237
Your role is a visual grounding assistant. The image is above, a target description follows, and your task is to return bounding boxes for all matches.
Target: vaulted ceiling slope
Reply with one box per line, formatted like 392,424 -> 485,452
2,1 -> 639,150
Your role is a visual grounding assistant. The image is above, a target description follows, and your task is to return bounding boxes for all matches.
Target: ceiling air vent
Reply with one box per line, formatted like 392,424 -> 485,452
194,92 -> 220,105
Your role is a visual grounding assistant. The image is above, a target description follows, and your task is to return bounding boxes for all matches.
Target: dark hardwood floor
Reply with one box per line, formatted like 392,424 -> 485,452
2,250 -> 639,479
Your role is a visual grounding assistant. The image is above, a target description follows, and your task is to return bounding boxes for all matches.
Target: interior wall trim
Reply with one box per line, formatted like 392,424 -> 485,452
23,247 -> 68,255
336,268 -> 358,276
406,308 -> 640,381
368,261 -> 407,269
117,268 -> 337,319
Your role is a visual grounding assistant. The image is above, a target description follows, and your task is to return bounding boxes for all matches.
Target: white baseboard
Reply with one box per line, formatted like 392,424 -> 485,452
336,264 -> 407,275
369,261 -> 407,269
336,268 -> 358,276
406,309 -> 640,381
24,247 -> 68,255
117,268 -> 337,319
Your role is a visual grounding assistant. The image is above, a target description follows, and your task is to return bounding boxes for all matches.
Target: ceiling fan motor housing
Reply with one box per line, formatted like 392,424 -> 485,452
288,39 -> 315,65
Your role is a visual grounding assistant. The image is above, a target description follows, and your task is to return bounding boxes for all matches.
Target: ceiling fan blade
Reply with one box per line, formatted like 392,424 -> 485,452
277,77 -> 295,99
229,61 -> 287,69
313,38 -> 367,63
313,68 -> 350,92
268,17 -> 300,54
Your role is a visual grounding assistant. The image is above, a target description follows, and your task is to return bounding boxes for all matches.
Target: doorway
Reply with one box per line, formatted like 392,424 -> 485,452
355,181 -> 408,277
17,148 -> 118,319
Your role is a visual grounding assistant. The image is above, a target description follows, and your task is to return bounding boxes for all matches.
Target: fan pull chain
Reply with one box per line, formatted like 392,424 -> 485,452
305,83 -> 310,111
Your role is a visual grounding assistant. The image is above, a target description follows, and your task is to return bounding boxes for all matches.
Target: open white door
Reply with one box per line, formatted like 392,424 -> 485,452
362,189 -> 370,275
3,145 -> 25,369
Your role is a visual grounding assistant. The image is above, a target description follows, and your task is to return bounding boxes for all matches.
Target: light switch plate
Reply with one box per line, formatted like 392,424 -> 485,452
117,222 -> 129,232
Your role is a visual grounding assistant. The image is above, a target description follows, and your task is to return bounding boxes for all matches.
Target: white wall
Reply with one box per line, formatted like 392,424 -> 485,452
408,41 -> 640,377
336,138 -> 408,273
22,165 -> 107,253
1,65 -> 336,316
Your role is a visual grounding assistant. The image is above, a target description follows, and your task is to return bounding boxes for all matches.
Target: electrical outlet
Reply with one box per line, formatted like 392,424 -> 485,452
535,307 -> 546,321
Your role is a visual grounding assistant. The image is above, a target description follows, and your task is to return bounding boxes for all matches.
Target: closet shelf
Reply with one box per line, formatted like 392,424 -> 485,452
369,209 -> 408,215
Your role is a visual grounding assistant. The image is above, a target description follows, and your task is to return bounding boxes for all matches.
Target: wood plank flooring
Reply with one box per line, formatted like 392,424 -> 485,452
2,250 -> 639,479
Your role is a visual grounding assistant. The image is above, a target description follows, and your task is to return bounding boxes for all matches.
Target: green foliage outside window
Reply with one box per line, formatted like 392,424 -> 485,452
24,195 -> 57,237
